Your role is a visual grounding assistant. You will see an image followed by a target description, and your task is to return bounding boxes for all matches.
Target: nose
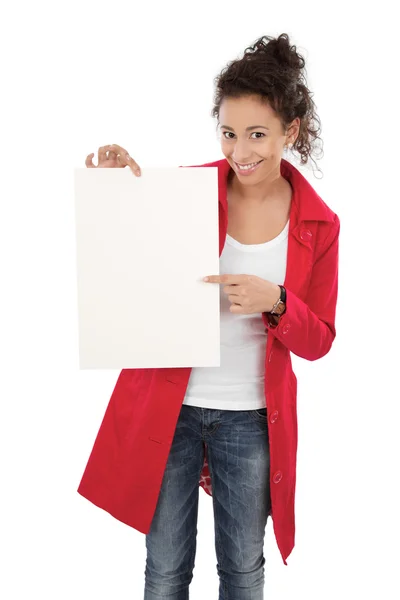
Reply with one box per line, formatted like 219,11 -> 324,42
231,139 -> 253,163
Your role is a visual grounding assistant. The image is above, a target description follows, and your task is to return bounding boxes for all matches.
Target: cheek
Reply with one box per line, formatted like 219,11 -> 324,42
263,145 -> 281,162
220,139 -> 231,154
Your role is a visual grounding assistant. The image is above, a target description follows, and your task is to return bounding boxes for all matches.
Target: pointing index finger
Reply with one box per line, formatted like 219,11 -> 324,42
204,274 -> 245,284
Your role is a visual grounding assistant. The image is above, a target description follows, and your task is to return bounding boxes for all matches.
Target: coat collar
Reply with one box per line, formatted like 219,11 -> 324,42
197,157 -> 337,300
203,157 -> 335,225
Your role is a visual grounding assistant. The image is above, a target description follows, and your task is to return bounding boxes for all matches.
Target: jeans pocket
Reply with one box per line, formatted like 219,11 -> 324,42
249,407 -> 268,423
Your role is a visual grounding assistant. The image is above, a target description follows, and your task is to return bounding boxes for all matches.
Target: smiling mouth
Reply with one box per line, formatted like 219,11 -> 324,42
235,160 -> 262,166
233,159 -> 264,172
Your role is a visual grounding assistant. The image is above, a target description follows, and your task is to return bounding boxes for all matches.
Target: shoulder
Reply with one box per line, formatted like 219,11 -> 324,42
287,164 -> 340,260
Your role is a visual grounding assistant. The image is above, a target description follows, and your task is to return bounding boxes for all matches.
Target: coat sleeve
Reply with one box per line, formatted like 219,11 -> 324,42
263,214 -> 340,361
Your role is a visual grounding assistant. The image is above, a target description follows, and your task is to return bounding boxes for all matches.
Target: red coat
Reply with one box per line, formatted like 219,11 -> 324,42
77,157 -> 340,565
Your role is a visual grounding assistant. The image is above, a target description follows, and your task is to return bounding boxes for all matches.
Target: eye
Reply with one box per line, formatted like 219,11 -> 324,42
221,131 -> 265,140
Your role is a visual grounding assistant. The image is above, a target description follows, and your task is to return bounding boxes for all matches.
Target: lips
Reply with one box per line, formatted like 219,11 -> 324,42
233,159 -> 264,174
235,160 -> 262,168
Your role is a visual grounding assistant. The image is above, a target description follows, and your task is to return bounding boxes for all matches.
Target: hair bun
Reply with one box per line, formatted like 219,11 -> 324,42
250,33 -> 305,75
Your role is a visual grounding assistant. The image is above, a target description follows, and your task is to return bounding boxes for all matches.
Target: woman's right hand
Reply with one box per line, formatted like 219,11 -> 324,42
85,144 -> 141,176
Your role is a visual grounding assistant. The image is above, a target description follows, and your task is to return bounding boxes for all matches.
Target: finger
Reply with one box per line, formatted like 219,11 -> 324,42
230,304 -> 245,314
85,153 -> 95,168
98,145 -> 111,164
115,153 -> 130,169
110,145 -> 141,175
108,143 -> 129,156
204,274 -> 247,284
228,295 -> 241,304
108,150 -> 118,161
125,154 -> 141,175
223,285 -> 240,295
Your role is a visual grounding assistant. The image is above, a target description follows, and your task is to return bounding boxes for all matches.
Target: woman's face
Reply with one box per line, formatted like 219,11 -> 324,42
218,94 -> 299,183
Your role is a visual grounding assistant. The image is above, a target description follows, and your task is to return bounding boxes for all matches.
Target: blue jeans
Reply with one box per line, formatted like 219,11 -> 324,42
144,403 -> 271,599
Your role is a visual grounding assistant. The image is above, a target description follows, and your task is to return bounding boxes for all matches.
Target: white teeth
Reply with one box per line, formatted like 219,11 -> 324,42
236,161 -> 259,170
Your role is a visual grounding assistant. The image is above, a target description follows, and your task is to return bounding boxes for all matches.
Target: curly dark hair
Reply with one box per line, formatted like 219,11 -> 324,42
211,33 -> 323,177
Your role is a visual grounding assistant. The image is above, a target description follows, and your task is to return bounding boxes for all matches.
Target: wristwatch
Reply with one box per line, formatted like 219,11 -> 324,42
270,285 -> 287,316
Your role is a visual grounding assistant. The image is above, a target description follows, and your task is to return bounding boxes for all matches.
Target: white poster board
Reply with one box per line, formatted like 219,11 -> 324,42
74,167 -> 220,369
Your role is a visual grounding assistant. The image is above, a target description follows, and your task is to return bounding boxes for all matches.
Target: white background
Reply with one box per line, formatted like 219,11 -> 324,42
1,1 -> 399,599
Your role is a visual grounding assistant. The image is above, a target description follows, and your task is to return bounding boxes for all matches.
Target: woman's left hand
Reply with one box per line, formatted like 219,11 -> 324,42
204,274 -> 281,315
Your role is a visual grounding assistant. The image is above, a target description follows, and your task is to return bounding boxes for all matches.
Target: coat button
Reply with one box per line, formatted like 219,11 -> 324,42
269,410 -> 279,423
300,229 -> 312,240
282,324 -> 291,334
273,471 -> 283,484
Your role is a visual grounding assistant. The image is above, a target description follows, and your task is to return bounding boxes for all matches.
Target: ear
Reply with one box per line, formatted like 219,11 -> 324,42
287,117 -> 301,144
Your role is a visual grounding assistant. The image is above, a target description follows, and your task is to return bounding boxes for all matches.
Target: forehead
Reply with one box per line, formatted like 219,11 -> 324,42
219,95 -> 279,127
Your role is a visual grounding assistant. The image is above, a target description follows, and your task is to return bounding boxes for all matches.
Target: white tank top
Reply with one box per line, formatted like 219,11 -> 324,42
183,219 -> 289,411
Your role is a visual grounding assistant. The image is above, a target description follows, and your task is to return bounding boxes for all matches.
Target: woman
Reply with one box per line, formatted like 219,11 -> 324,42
80,33 -> 340,599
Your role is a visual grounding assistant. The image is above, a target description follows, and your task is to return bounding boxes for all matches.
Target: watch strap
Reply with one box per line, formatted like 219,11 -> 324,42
270,285 -> 286,315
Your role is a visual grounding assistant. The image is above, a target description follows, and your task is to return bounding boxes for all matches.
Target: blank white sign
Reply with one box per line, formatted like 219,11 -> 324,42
74,167 -> 220,369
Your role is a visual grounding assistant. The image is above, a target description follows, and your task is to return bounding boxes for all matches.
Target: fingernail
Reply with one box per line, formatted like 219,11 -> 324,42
203,277 -> 209,282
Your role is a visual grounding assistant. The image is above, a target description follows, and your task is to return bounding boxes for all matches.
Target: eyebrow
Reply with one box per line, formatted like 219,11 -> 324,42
220,125 -> 270,131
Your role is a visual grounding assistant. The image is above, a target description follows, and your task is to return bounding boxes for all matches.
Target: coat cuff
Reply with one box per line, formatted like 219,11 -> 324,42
262,287 -> 336,361
262,288 -> 299,339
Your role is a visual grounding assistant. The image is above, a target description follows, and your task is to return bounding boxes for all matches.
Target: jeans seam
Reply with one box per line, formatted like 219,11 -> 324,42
206,447 -> 225,575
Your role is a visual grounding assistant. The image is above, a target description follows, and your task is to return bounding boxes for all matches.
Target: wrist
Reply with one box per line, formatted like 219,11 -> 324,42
270,285 -> 287,316
273,284 -> 281,304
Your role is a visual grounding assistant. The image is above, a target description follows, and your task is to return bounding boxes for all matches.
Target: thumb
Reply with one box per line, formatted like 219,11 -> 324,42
85,153 -> 95,168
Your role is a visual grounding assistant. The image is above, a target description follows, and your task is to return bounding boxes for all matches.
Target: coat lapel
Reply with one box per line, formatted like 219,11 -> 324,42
212,157 -> 336,300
